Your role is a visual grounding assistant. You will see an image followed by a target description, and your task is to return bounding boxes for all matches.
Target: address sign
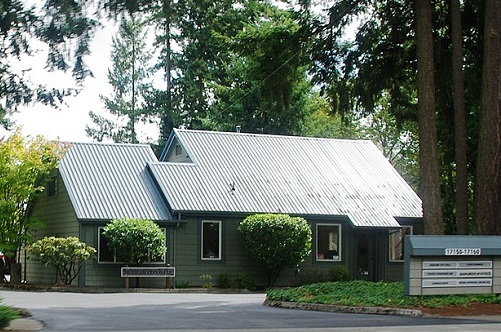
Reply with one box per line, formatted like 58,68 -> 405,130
445,248 -> 481,256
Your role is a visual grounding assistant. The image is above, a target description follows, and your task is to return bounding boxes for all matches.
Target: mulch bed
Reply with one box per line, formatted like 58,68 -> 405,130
420,302 -> 501,316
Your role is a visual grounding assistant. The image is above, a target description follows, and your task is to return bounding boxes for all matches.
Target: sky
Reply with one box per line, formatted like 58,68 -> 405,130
1,1 -> 336,143
1,20 -> 117,143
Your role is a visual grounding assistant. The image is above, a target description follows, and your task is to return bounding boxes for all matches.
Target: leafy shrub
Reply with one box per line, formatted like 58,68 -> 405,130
298,269 -> 328,285
27,236 -> 96,285
102,218 -> 166,265
328,266 -> 352,282
217,272 -> 256,290
0,304 -> 19,329
238,213 -> 312,287
299,267 -> 352,286
176,281 -> 190,288
200,274 -> 213,290
235,272 -> 256,291
218,272 -> 232,289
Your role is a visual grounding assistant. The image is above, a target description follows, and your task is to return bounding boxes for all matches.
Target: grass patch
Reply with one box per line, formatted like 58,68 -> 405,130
266,281 -> 501,309
0,304 -> 19,329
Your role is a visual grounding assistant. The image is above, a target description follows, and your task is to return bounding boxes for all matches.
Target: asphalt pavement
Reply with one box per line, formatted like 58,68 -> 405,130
1,289 -> 501,332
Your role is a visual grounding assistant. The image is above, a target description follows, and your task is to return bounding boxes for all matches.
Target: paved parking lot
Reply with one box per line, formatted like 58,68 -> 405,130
1,289 -> 501,331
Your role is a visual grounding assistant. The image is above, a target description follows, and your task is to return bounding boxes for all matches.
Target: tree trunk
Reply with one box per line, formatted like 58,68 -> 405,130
10,263 -> 22,284
474,0 -> 501,235
160,0 -> 173,143
451,0 -> 469,235
415,0 -> 444,234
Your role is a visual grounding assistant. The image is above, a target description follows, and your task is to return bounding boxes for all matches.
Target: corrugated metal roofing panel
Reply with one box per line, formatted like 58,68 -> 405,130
59,142 -> 172,221
151,129 -> 422,227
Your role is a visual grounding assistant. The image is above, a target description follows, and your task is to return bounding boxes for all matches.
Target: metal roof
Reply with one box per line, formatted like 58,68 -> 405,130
405,235 -> 501,256
150,129 -> 422,227
59,142 -> 172,221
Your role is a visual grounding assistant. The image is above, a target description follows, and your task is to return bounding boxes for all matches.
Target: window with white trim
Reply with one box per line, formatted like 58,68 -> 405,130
389,226 -> 412,262
98,227 -> 166,264
201,221 -> 221,260
316,224 -> 341,261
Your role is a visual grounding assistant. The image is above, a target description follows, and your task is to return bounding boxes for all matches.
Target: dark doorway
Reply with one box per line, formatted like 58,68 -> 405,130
355,230 -> 377,281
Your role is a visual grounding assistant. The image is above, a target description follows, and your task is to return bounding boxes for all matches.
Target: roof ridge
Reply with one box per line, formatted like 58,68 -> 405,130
64,141 -> 152,147
175,128 -> 372,143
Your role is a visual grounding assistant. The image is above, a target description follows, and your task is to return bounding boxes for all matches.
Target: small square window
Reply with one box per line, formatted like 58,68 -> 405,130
316,224 -> 341,261
201,221 -> 221,260
389,226 -> 412,262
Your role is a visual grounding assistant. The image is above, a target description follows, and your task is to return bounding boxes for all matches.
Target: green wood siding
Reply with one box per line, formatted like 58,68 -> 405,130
24,172 -> 80,285
171,215 -> 354,288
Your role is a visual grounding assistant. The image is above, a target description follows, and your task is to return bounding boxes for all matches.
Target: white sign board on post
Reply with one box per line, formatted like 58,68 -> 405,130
404,236 -> 501,296
121,267 -> 176,278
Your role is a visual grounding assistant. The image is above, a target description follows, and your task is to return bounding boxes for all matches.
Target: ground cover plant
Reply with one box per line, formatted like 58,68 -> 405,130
266,281 -> 501,309
0,300 -> 19,329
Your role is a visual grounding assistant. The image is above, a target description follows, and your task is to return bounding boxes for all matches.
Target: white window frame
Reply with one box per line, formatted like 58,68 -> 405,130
316,223 -> 342,262
201,220 -> 222,261
389,225 -> 413,262
98,227 -> 167,264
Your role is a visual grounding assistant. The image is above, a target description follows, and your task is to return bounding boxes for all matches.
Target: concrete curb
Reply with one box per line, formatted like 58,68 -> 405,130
263,299 -> 424,317
0,284 -> 253,294
4,318 -> 44,331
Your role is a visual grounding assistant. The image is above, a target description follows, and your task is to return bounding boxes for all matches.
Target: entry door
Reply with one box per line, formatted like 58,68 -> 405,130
355,231 -> 376,281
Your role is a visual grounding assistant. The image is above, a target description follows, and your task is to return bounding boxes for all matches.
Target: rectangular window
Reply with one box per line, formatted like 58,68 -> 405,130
47,176 -> 57,197
201,220 -> 221,260
98,227 -> 166,264
316,224 -> 341,261
389,226 -> 413,262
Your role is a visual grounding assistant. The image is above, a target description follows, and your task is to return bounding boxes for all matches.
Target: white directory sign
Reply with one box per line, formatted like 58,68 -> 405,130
421,260 -> 493,289
423,279 -> 492,288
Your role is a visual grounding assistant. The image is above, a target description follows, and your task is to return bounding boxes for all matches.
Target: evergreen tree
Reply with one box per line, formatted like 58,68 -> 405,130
415,0 -> 443,235
203,2 -> 312,135
474,0 -> 501,235
450,0 -> 468,235
86,15 -> 154,143
311,0 -> 486,234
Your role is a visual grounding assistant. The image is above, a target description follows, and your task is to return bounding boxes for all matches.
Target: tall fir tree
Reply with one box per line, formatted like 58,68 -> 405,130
86,15 -> 154,143
474,0 -> 501,235
415,0 -> 444,234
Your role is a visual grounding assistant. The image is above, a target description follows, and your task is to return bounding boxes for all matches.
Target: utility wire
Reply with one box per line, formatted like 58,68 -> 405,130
209,47 -> 303,123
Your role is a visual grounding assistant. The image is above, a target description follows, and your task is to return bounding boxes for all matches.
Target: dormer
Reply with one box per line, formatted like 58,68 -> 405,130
160,131 -> 193,163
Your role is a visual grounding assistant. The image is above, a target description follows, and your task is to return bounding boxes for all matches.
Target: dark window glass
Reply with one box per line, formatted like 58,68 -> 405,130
316,224 -> 341,261
202,221 -> 221,260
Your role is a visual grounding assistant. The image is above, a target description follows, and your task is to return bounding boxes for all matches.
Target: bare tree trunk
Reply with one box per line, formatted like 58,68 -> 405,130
451,0 -> 469,234
160,0 -> 173,142
474,0 -> 501,235
415,0 -> 444,235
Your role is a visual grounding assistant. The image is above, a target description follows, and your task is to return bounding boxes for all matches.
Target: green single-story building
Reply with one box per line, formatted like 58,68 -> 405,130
25,128 -> 423,288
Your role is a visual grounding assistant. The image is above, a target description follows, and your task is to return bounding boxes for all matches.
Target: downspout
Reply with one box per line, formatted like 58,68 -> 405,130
172,212 -> 181,288
78,223 -> 85,287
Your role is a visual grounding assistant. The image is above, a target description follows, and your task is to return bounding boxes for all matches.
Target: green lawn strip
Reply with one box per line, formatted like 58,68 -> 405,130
266,281 -> 501,309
